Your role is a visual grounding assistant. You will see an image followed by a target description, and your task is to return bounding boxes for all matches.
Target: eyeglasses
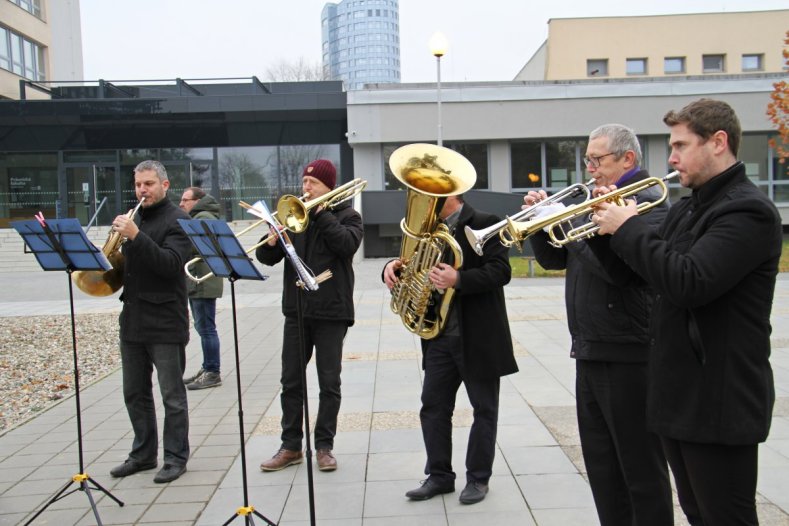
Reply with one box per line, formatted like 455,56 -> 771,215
583,152 -> 616,168
180,197 -> 198,203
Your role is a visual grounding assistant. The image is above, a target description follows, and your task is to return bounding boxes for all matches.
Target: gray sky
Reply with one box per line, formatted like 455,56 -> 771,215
79,0 -> 789,83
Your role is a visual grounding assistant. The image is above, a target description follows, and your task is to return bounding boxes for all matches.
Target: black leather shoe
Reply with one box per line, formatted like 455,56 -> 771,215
459,481 -> 489,504
153,463 -> 187,483
110,459 -> 157,478
405,478 -> 454,500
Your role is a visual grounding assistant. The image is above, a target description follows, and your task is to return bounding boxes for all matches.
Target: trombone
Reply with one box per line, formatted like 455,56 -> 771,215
505,170 -> 679,248
464,180 -> 593,255
184,178 -> 367,283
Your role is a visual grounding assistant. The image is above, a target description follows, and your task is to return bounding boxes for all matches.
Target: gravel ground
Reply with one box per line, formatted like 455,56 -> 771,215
0,313 -> 120,433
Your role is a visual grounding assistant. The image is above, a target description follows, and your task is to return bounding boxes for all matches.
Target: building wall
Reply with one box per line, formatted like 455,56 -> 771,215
0,0 -> 51,99
540,11 -> 789,80
346,76 -> 786,256
48,0 -> 83,83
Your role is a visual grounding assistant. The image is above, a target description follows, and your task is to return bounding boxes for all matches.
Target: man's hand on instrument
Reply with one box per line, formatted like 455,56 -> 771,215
592,184 -> 618,198
266,224 -> 284,246
429,263 -> 457,290
113,214 -> 139,241
591,199 -> 638,235
383,259 -> 403,290
523,189 -> 548,208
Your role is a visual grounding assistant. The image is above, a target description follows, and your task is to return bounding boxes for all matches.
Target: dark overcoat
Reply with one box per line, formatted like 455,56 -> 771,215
120,197 -> 192,344
609,162 -> 781,444
256,201 -> 363,326
530,169 -> 668,363
420,203 -> 518,381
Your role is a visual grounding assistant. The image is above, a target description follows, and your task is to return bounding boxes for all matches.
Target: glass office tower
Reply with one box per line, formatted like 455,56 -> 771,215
322,0 -> 401,90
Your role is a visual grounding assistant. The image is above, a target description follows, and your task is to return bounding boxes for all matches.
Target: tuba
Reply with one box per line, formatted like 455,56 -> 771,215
388,143 -> 476,340
72,198 -> 145,296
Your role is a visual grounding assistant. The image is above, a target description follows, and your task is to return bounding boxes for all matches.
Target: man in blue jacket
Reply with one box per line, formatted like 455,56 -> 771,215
593,99 -> 781,525
109,160 -> 193,484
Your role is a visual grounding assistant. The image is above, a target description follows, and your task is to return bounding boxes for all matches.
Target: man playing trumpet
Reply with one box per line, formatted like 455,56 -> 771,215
591,99 -> 782,525
524,124 -> 672,526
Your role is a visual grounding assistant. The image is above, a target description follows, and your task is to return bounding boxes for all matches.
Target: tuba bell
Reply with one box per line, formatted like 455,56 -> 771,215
72,198 -> 145,296
388,143 -> 477,340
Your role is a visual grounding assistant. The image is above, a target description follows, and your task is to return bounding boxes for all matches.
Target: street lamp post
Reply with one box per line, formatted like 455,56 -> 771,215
429,32 -> 448,147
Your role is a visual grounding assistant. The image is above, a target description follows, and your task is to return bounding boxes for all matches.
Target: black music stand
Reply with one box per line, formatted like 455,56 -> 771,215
178,218 -> 275,526
11,218 -> 124,526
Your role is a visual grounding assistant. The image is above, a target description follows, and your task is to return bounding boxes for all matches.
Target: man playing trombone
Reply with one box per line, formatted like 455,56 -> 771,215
591,99 -> 782,525
524,124 -> 672,526
256,159 -> 363,473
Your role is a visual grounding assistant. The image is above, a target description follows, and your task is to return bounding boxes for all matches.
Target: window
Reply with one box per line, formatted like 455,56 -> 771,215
742,54 -> 764,72
626,58 -> 647,75
511,142 -> 543,189
9,0 -> 42,18
664,57 -> 686,74
587,59 -> 608,77
702,54 -> 725,73
0,27 -> 45,80
447,142 -> 489,190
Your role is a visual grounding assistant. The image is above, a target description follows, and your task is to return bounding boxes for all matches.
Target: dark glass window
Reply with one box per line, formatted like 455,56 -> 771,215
0,152 -> 58,228
702,54 -> 725,73
511,142 -> 542,189
447,142 -> 488,190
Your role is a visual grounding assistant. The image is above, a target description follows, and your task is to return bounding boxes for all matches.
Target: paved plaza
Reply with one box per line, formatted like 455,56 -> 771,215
0,259 -> 788,525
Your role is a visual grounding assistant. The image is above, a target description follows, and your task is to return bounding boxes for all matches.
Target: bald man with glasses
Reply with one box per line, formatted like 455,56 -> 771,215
522,124 -> 673,526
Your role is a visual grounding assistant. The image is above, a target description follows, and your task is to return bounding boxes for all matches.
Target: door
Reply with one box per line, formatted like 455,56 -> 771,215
65,164 -> 118,226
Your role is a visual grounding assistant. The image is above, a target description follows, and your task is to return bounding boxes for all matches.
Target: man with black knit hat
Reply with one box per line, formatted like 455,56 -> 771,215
256,159 -> 363,472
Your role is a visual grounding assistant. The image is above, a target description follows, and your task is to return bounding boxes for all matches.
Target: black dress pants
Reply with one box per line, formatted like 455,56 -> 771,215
661,437 -> 759,526
280,316 -> 347,451
576,360 -> 672,526
420,334 -> 500,485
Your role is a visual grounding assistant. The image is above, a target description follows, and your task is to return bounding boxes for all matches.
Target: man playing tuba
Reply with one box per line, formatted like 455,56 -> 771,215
383,192 -> 517,505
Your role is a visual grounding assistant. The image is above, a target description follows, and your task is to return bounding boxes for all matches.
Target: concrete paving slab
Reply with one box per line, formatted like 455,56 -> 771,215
0,261 -> 787,524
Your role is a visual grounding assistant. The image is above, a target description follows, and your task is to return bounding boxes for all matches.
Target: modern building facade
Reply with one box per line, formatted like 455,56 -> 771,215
348,74 -> 786,256
517,10 -> 789,81
321,0 -> 400,90
0,0 -> 83,100
0,80 -> 349,229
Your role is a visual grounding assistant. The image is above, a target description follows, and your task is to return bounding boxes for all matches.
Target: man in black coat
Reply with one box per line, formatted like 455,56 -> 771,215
257,159 -> 363,473
593,99 -> 782,525
383,195 -> 518,505
109,160 -> 193,484
524,124 -> 672,525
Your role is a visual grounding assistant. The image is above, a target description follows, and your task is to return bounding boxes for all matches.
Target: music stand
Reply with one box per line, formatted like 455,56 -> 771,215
11,218 -> 124,526
178,218 -> 275,526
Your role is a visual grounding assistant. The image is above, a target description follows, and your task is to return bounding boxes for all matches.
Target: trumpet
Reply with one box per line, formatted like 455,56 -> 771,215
464,180 -> 593,256
184,178 -> 367,283
505,171 -> 679,248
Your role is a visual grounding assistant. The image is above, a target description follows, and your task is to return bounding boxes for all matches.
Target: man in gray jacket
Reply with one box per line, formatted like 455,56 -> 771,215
180,187 -> 224,390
